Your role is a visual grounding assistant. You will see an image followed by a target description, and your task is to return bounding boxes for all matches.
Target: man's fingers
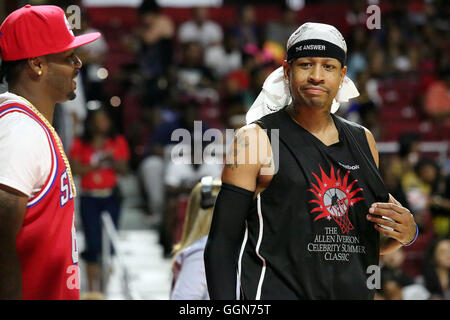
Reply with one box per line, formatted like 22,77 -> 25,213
368,206 -> 402,223
388,194 -> 401,206
371,202 -> 410,215
367,214 -> 399,231
373,223 -> 402,241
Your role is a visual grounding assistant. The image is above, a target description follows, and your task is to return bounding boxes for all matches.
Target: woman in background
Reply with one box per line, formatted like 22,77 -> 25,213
170,177 -> 221,300
423,237 -> 450,299
70,107 -> 130,298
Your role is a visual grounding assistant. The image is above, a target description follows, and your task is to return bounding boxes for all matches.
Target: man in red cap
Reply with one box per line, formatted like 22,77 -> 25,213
0,5 -> 101,299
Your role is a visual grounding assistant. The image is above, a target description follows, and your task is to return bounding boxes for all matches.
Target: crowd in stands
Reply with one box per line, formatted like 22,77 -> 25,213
5,0 -> 447,299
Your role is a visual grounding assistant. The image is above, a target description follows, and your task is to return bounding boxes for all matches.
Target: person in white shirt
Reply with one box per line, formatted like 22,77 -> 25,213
178,7 -> 223,48
204,30 -> 242,79
170,177 -> 221,300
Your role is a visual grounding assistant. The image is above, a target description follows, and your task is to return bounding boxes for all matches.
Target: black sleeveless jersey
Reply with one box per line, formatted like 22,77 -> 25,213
239,107 -> 389,300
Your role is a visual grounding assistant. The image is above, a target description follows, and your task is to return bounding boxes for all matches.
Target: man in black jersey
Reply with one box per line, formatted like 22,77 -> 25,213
204,22 -> 418,300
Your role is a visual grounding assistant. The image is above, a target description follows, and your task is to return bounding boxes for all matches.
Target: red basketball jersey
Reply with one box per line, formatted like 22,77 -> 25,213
0,103 -> 79,300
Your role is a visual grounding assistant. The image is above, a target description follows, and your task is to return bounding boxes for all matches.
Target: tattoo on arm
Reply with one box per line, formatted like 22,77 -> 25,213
225,135 -> 250,170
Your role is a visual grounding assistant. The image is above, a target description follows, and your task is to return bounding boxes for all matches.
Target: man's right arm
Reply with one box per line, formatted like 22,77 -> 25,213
204,124 -> 268,299
0,184 -> 27,299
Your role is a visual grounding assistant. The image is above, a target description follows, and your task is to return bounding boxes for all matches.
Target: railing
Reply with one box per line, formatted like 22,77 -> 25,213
101,211 -> 141,300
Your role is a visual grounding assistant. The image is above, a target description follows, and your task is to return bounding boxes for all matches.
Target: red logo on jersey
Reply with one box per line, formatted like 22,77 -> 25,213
308,165 -> 364,234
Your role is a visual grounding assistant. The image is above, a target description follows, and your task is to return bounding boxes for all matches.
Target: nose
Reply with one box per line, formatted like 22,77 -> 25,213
308,64 -> 324,84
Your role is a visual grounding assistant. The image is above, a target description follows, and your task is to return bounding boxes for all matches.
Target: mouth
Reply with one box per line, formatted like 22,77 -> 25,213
302,86 -> 327,95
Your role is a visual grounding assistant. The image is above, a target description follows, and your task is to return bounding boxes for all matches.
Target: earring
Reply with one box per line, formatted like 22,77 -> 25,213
38,70 -> 42,76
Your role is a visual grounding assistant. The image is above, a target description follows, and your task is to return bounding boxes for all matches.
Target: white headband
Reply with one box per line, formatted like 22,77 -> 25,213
246,22 -> 359,124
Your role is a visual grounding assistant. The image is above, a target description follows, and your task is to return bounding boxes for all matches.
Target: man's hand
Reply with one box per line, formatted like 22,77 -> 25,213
366,194 -> 417,245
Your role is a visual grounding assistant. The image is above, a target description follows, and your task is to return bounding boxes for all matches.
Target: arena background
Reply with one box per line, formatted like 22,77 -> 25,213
0,0 -> 449,300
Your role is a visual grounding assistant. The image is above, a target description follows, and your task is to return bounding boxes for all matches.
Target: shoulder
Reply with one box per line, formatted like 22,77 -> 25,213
335,114 -> 366,131
0,111 -> 49,145
251,108 -> 286,130
178,237 -> 207,261
334,114 -> 373,141
233,123 -> 271,153
335,115 -> 379,166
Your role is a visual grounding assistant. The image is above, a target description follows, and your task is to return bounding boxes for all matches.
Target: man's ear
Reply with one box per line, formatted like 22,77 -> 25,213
340,65 -> 347,87
27,56 -> 46,77
282,60 -> 291,82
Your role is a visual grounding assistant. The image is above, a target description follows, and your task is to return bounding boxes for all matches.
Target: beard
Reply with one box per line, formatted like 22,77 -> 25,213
46,69 -> 78,103
68,90 -> 77,101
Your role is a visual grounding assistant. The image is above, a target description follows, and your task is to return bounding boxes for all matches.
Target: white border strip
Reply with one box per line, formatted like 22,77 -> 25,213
255,194 -> 266,300
237,223 -> 248,300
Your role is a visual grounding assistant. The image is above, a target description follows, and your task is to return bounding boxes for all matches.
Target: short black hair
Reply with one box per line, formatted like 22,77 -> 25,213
138,0 -> 161,15
0,58 -> 28,85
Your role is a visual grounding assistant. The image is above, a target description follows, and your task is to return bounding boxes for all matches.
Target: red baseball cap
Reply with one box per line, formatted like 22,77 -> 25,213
0,4 -> 101,61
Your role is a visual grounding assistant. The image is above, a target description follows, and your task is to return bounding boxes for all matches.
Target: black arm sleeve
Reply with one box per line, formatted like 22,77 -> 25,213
204,182 -> 254,300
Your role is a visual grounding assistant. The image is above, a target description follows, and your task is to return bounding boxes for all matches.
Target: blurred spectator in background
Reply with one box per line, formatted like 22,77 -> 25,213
232,5 -> 260,50
178,7 -> 223,48
176,41 -> 214,96
75,10 -> 109,102
70,107 -> 130,296
402,158 -> 439,231
138,108 -> 180,227
379,157 -> 410,211
422,237 -> 450,299
204,29 -> 242,80
392,132 -> 421,178
346,0 -> 367,28
137,0 -> 175,109
162,137 -> 222,257
429,165 -> 450,237
379,268 -> 404,300
379,248 -> 431,300
57,82 -> 88,155
342,70 -> 380,139
346,27 -> 368,80
381,248 -> 415,287
265,2 -> 297,48
424,66 -> 450,122
170,177 -> 221,300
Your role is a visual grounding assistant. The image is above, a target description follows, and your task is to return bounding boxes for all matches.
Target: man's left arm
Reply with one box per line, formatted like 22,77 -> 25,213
363,128 -> 417,255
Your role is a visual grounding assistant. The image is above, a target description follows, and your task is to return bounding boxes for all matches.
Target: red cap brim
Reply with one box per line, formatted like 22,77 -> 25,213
63,32 -> 102,52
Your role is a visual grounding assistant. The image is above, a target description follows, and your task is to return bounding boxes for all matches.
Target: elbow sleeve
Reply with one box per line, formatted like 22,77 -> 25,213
204,183 -> 254,300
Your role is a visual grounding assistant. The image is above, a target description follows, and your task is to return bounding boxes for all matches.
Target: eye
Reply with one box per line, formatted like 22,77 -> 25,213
298,62 -> 312,68
324,64 -> 336,71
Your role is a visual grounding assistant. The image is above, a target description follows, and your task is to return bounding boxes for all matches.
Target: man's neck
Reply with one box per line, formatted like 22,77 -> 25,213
9,85 -> 55,124
287,103 -> 334,135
